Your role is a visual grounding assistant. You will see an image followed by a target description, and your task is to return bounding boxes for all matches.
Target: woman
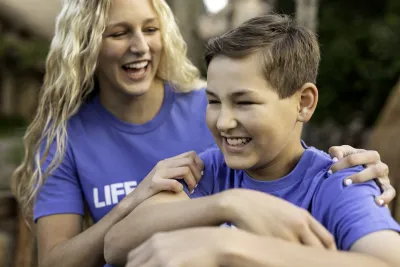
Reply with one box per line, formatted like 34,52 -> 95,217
10,1 -> 394,267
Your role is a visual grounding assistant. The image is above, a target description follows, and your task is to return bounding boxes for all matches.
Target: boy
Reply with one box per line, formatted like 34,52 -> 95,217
107,14 -> 400,267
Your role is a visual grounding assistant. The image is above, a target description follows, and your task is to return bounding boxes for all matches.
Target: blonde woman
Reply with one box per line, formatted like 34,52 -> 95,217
10,1 -> 395,267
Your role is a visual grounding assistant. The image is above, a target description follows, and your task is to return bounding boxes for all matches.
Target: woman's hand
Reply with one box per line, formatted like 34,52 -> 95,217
328,145 -> 395,205
221,189 -> 336,250
135,151 -> 203,198
126,228 -> 225,267
117,151 -> 203,214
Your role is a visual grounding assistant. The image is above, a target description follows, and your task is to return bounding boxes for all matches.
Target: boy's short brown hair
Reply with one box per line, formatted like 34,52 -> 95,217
204,14 -> 320,98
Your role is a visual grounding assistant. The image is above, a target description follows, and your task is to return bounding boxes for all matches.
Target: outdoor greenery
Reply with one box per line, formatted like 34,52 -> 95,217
1,0 -> 399,128
278,0 -> 400,126
0,32 -> 48,72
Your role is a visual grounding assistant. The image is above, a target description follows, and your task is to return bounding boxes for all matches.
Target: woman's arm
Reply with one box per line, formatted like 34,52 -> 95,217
126,227 -> 400,267
37,213 -> 117,267
36,196 -> 137,267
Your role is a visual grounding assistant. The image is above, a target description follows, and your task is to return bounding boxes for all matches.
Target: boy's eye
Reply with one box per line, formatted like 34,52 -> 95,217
237,101 -> 254,105
208,100 -> 220,104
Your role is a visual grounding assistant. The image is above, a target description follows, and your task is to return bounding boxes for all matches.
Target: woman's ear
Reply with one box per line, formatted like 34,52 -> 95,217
296,82 -> 318,123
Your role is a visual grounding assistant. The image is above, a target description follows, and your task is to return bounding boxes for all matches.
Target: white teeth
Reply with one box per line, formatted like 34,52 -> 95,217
226,138 -> 251,146
125,61 -> 149,69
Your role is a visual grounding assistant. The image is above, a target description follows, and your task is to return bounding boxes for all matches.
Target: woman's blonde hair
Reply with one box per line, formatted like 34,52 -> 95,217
11,0 -> 203,220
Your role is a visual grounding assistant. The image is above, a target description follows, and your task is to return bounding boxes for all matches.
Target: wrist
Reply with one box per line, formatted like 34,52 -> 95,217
217,229 -> 254,267
108,193 -> 143,224
214,190 -> 241,224
218,230 -> 277,267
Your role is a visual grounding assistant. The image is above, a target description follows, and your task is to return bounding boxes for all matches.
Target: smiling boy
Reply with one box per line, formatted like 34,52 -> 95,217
106,14 -> 400,267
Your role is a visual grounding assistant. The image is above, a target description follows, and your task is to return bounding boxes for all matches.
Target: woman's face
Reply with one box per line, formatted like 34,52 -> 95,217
97,0 -> 163,97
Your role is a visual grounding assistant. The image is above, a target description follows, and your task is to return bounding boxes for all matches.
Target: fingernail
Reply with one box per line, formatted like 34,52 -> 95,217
190,189 -> 195,194
328,169 -> 333,175
332,157 -> 339,163
201,171 -> 204,176
344,179 -> 352,186
377,199 -> 384,206
195,184 -> 198,188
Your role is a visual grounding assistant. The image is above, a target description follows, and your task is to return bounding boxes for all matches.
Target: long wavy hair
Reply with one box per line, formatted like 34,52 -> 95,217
11,0 -> 202,220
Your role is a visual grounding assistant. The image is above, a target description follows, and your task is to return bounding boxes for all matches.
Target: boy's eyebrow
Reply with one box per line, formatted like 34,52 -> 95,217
206,88 -> 259,97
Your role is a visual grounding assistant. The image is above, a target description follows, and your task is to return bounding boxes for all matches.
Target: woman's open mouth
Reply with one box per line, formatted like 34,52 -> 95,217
122,61 -> 150,80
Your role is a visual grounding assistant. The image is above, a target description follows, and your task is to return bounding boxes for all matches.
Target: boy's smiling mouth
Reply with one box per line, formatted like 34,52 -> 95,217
222,136 -> 253,153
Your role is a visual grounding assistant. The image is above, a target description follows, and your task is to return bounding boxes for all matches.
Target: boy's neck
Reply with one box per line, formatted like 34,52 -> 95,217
245,138 -> 305,182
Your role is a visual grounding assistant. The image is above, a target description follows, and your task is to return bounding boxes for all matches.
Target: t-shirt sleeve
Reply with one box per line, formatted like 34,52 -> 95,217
180,146 -> 220,198
312,166 -> 400,251
34,138 -> 84,222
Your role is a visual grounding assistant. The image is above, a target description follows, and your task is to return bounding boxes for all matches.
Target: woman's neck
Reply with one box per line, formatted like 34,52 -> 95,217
99,79 -> 164,124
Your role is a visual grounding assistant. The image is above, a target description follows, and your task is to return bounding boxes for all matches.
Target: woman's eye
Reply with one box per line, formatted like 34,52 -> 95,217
110,32 -> 127,38
208,100 -> 220,104
145,27 -> 159,33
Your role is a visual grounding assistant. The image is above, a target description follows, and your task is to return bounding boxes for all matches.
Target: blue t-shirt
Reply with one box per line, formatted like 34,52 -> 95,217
34,83 -> 215,224
189,145 -> 400,251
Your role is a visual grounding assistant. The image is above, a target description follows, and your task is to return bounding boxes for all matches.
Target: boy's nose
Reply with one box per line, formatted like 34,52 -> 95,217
216,108 -> 237,132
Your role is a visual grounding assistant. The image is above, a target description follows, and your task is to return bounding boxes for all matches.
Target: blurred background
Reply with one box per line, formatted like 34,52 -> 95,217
0,0 -> 399,266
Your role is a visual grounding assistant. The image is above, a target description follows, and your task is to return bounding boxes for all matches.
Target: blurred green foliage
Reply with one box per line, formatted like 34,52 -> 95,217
277,0 -> 400,126
0,0 -> 399,128
0,32 -> 48,72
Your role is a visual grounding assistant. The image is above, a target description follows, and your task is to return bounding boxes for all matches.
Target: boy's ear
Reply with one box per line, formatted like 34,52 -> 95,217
296,82 -> 318,123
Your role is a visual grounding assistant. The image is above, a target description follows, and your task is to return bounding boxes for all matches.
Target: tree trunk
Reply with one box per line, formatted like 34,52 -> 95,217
166,0 -> 206,72
295,0 -> 319,32
0,69 -> 15,116
367,78 -> 400,223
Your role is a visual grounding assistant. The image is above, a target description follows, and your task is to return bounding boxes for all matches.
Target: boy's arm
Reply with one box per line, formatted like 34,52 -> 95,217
103,190 -> 230,266
224,229 -> 400,267
125,227 -> 400,267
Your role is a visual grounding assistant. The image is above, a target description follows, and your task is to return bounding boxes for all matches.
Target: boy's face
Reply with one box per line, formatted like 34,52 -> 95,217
206,53 -> 303,174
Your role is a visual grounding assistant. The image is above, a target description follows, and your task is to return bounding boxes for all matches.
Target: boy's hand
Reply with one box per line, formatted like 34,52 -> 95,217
328,145 -> 395,206
222,189 -> 336,250
126,228 -> 226,267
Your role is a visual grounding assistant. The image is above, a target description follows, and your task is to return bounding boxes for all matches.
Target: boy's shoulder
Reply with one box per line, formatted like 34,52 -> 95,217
305,145 -> 369,201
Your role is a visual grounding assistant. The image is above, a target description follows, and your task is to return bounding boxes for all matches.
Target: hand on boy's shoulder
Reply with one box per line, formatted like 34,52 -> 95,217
311,160 -> 399,250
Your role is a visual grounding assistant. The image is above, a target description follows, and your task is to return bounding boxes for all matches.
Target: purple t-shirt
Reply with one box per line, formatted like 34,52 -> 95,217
34,83 -> 215,223
189,145 -> 400,250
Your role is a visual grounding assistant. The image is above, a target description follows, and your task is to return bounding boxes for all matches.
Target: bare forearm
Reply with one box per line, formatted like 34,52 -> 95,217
38,191 -> 150,267
222,232 -> 392,267
104,192 -> 229,266
39,211 -> 120,267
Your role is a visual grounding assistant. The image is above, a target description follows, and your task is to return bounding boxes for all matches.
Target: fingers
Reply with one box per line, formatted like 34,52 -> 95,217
330,150 -> 380,173
308,216 -> 336,250
328,146 -> 346,160
172,151 -> 205,172
156,179 -> 184,193
159,166 -> 197,193
375,182 -> 396,206
300,228 -> 325,249
163,152 -> 204,184
343,162 -> 387,184
328,145 -> 363,160
127,242 -> 151,267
